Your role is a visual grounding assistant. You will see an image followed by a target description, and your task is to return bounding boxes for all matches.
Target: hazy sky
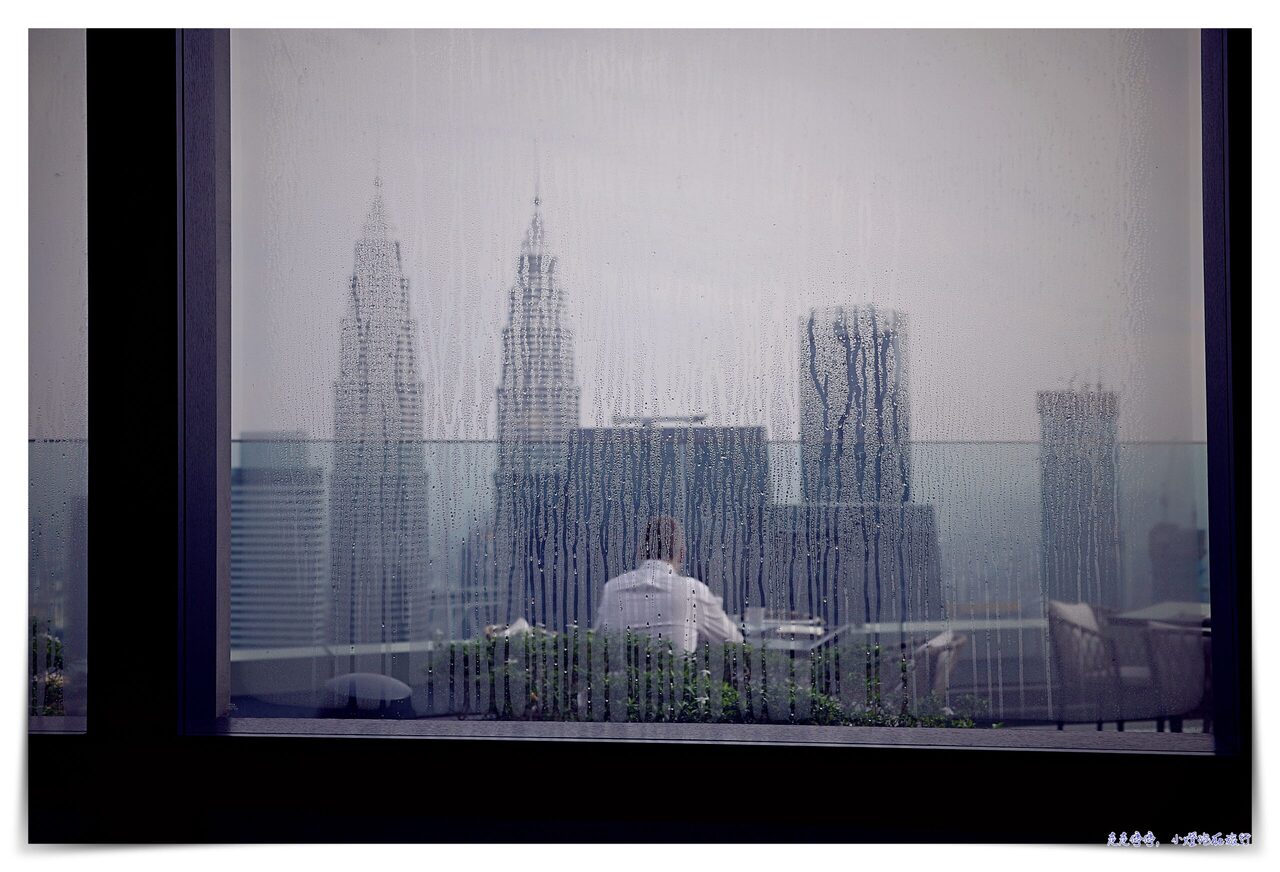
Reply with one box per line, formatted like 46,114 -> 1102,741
230,29 -> 1205,443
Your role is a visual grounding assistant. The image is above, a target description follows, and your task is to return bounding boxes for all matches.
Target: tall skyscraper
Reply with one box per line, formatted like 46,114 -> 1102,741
486,196 -> 581,626
329,179 -> 431,663
231,433 -> 327,650
792,305 -> 943,627
1037,387 -> 1122,609
799,305 -> 910,506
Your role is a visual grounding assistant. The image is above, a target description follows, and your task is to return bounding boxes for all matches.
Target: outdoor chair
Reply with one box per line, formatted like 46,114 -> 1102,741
916,629 -> 968,696
1047,600 -> 1205,730
1143,620 -> 1209,732
864,629 -> 969,715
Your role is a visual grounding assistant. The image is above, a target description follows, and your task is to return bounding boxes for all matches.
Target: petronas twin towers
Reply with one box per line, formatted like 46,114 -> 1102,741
330,179 -> 578,653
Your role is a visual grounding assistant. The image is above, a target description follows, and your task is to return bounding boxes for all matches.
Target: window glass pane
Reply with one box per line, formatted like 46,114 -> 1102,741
30,28 -> 88,731
230,30 -> 1210,743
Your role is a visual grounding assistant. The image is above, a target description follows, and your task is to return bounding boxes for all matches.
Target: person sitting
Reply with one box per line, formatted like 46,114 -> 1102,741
593,515 -> 743,655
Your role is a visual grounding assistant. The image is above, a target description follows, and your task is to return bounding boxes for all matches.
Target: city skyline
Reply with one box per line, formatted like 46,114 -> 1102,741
218,29 -> 1212,653
226,177 -> 1188,637
221,178 -> 1206,651
226,179 -> 1190,449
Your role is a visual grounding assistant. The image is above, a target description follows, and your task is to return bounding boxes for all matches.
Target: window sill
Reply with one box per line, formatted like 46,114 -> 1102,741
216,717 -> 1214,753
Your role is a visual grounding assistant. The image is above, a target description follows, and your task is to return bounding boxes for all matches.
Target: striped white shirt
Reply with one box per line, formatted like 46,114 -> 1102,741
593,559 -> 744,654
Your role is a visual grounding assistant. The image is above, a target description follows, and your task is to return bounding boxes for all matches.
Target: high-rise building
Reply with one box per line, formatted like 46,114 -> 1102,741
485,196 -> 582,626
329,179 -> 431,662
231,433 -> 326,650
791,305 -> 942,627
799,305 -> 910,506
1037,387 -> 1122,609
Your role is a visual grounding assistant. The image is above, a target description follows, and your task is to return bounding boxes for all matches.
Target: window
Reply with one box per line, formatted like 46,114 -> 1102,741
25,24 -> 1251,846
220,29 -> 1222,749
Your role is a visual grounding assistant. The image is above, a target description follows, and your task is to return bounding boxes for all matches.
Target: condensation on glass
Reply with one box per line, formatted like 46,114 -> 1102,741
30,29 -> 89,731
228,30 -> 1210,740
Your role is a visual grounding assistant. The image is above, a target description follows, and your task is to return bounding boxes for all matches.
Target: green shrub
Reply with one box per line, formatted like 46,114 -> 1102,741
29,617 -> 65,717
419,629 -> 980,728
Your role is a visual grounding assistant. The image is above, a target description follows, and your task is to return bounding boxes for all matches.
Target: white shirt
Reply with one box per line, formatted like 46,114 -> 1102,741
593,560 -> 744,654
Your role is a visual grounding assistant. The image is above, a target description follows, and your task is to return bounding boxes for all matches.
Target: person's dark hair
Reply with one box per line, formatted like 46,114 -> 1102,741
640,515 -> 685,563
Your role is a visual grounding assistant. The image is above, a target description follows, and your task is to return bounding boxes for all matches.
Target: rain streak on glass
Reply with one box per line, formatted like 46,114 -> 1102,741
228,30 -> 1211,736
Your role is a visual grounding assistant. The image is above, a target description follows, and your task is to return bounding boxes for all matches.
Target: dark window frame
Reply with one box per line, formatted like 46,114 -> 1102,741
28,27 -> 1251,843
